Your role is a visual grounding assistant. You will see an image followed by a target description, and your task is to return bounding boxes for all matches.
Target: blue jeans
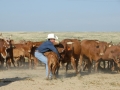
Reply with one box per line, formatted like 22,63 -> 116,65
34,51 -> 52,77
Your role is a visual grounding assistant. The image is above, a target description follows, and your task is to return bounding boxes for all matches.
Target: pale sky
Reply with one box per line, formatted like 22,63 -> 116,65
0,0 -> 120,32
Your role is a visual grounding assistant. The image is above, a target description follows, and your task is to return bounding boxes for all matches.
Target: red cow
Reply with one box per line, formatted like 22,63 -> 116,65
58,39 -> 81,75
0,38 -> 10,68
30,41 -> 44,69
78,40 -> 110,74
107,45 -> 120,72
12,41 -> 34,69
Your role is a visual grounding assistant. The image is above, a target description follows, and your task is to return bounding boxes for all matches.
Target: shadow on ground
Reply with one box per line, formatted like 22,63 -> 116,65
0,77 -> 30,87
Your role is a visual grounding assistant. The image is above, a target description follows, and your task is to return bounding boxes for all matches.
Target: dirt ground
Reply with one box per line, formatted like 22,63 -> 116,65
0,64 -> 120,90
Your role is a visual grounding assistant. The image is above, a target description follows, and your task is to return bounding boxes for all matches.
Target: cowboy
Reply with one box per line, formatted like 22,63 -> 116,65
34,33 -> 60,79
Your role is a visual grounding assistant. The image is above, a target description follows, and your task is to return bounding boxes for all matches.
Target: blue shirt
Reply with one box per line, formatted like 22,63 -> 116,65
36,40 -> 60,58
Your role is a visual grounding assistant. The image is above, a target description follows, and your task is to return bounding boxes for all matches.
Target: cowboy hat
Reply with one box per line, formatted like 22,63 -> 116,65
47,33 -> 58,39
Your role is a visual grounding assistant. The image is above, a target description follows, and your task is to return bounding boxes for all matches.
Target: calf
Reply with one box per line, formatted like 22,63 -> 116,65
44,52 -> 60,80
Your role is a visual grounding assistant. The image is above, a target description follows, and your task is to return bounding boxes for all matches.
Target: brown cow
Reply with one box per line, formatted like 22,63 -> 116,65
11,41 -> 34,69
7,41 -> 44,69
107,45 -> 120,72
0,33 -> 16,68
78,40 -> 110,74
30,41 -> 44,69
94,41 -> 112,71
44,51 -> 60,80
6,39 -> 16,68
58,39 -> 81,75
5,44 -> 25,68
0,38 -> 11,68
98,45 -> 118,71
4,39 -> 27,69
0,39 -> 10,58
13,48 -> 25,67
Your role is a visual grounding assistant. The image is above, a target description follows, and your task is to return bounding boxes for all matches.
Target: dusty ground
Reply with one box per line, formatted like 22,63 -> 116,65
1,32 -> 120,90
0,64 -> 120,90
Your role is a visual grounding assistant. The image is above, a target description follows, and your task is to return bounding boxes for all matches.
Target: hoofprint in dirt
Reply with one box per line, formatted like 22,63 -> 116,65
0,66 -> 120,90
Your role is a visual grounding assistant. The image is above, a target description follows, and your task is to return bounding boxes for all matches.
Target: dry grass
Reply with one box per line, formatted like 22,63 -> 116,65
1,32 -> 120,44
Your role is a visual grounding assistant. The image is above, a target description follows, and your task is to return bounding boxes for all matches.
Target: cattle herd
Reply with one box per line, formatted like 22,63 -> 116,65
0,33 -> 120,79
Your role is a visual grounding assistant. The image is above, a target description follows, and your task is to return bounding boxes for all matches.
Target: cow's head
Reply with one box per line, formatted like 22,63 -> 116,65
66,42 -> 74,52
98,41 -> 109,56
57,40 -> 74,60
55,43 -> 65,60
24,41 -> 34,53
0,33 -> 11,49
